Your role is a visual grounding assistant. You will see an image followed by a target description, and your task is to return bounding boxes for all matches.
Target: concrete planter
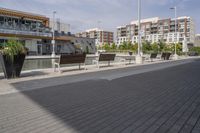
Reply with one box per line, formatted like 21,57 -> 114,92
0,54 -> 25,79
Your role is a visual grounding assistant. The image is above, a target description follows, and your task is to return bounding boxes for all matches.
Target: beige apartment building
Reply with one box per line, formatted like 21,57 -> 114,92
76,28 -> 114,45
116,17 -> 195,46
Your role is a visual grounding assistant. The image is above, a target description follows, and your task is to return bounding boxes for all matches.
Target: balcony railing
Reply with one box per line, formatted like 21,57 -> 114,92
0,28 -> 52,37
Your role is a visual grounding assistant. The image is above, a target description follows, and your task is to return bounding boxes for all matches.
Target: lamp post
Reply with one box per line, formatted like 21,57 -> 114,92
51,11 -> 56,57
97,21 -> 102,50
135,0 -> 143,64
170,6 -> 178,60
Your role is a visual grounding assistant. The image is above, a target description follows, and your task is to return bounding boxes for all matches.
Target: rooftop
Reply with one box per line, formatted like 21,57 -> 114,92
0,7 -> 49,22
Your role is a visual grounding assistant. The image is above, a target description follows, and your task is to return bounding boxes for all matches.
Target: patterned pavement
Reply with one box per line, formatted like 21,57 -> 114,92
0,59 -> 200,133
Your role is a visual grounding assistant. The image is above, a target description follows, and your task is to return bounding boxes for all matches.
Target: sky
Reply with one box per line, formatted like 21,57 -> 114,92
1,0 -> 200,34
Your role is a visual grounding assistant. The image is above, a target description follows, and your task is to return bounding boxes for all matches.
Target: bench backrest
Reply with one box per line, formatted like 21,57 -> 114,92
59,54 -> 86,64
161,53 -> 171,60
98,54 -> 116,62
150,53 -> 157,59
165,53 -> 171,60
161,53 -> 166,58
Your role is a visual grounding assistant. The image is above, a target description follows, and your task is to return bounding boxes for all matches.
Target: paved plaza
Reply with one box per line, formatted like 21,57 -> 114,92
0,58 -> 200,133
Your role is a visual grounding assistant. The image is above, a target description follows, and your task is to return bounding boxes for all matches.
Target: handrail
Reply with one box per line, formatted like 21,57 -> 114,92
0,29 -> 52,37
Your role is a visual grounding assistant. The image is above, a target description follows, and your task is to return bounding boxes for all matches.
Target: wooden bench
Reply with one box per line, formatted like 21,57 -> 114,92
161,53 -> 171,60
54,53 -> 86,72
161,53 -> 166,59
93,54 -> 116,68
145,53 -> 157,62
119,55 -> 136,65
150,53 -> 158,61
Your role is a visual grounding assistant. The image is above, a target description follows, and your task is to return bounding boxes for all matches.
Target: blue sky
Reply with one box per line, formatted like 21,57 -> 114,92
1,0 -> 200,34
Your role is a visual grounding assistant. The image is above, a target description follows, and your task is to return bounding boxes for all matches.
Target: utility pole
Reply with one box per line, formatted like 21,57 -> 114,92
51,11 -> 56,57
170,6 -> 178,60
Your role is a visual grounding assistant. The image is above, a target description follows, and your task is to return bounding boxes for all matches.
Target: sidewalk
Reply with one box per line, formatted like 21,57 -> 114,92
0,56 -> 199,95
1,56 -> 200,133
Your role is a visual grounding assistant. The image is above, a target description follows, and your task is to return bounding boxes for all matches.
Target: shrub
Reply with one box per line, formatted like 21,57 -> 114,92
0,39 -> 26,62
189,47 -> 200,55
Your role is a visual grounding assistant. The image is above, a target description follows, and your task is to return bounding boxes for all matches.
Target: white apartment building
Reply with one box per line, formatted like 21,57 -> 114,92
116,17 -> 195,46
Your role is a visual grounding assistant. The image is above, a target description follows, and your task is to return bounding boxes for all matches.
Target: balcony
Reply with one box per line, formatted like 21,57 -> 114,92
0,28 -> 52,37
0,25 -> 52,37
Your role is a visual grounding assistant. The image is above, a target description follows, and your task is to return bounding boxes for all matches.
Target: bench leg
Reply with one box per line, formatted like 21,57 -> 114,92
54,64 -> 56,72
58,64 -> 61,73
84,63 -> 87,70
93,60 -> 98,68
108,61 -> 110,66
79,63 -> 81,70
54,63 -> 58,72
54,63 -> 61,73
97,61 -> 100,69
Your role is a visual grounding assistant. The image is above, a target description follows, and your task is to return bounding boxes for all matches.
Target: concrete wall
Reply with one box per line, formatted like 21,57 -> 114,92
72,37 -> 96,54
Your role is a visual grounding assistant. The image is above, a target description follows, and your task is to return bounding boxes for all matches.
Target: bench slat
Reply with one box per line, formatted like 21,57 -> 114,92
98,54 -> 116,61
59,54 -> 86,64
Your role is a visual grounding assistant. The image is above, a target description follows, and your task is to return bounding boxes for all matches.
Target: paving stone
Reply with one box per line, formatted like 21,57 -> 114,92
0,59 -> 200,133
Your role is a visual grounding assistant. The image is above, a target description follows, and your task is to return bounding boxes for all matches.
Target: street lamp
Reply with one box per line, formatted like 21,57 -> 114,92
51,11 -> 56,57
135,0 -> 143,64
97,20 -> 102,50
170,6 -> 178,60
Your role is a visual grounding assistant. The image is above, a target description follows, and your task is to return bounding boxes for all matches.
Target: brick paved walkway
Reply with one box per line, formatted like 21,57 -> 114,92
0,59 -> 200,133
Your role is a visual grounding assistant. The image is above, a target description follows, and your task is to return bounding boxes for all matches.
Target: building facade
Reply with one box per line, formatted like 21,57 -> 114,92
49,19 -> 70,34
76,28 -> 114,46
116,17 -> 195,46
0,8 -> 95,55
194,34 -> 200,47
0,8 -> 67,55
71,37 -> 96,54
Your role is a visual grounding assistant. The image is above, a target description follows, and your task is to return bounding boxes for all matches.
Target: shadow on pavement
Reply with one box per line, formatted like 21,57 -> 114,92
6,59 -> 200,133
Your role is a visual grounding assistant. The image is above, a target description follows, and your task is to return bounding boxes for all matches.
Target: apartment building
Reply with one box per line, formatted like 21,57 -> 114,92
116,17 -> 195,46
76,28 -> 114,45
195,34 -> 200,47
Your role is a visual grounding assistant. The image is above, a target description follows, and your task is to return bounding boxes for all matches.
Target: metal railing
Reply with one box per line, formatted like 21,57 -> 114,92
0,28 -> 52,37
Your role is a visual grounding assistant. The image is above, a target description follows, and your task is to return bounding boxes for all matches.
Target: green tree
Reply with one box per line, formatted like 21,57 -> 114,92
132,43 -> 138,53
122,41 -> 128,50
142,41 -> 152,54
151,42 -> 159,53
119,41 -> 128,50
171,43 -> 182,55
110,43 -> 117,50
127,41 -> 133,50
102,43 -> 110,51
158,40 -> 166,52
189,47 -> 200,54
163,44 -> 173,53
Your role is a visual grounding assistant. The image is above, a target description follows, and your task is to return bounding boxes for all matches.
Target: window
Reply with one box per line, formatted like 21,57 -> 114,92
57,45 -> 61,53
0,16 -> 4,22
